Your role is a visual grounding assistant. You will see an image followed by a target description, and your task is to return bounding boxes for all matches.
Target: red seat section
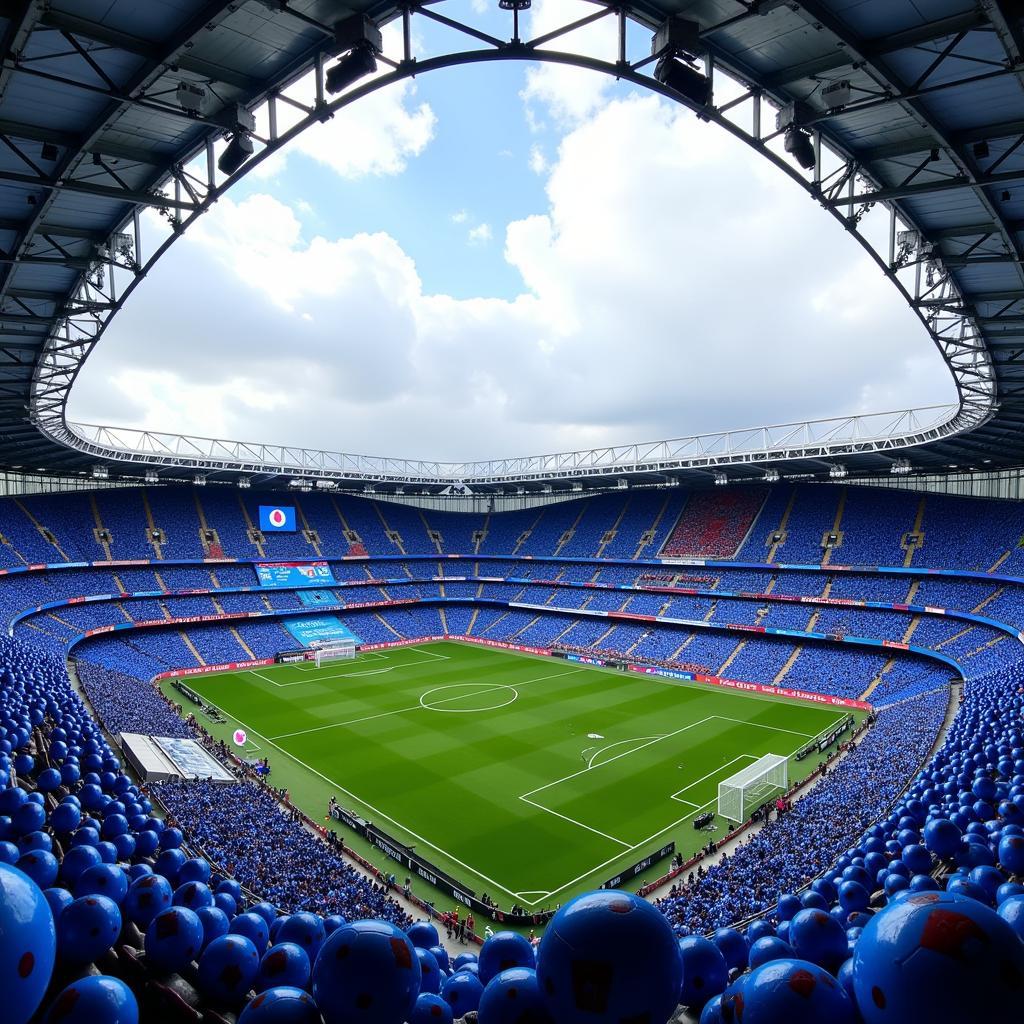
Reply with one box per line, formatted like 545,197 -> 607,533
659,487 -> 768,559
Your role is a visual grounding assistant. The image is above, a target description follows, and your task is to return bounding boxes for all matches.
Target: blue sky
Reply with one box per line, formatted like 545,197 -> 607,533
70,0 -> 955,461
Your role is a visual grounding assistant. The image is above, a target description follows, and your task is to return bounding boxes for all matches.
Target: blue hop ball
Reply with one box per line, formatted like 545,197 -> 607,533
537,891 -> 682,1024
732,958 -> 856,1024
452,952 -> 477,971
44,975 -> 138,1024
311,919 -> 421,1024
124,873 -> 172,927
678,934 -> 729,1009
44,887 -> 74,920
712,927 -> 749,972
788,908 -> 849,970
441,971 -> 484,1016
0,862 -> 56,1024
749,936 -> 796,969
57,895 -> 121,965
429,945 -> 449,971
997,894 -> 1024,941
35,768 -> 62,794
479,930 -> 536,984
852,890 -> 1024,1024
477,967 -> 553,1024
407,921 -> 440,950
324,914 -> 346,935
177,858 -> 211,885
17,850 -> 58,890
249,902 -> 278,926
197,906 -> 231,951
197,934 -> 261,1007
409,992 -> 453,1024
231,912 -> 272,952
838,880 -> 870,913
49,803 -> 80,835
415,947 -> 442,995
256,943 -> 311,993
277,912 -> 326,962
746,920 -> 774,944
75,863 -> 128,905
923,819 -> 962,859
238,986 -> 321,1024
145,906 -> 204,973
173,880 -> 214,912
999,835 -> 1024,874
776,894 -> 802,921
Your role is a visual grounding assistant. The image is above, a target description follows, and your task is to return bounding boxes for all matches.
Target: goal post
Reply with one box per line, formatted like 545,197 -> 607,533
313,640 -> 357,667
718,753 -> 789,823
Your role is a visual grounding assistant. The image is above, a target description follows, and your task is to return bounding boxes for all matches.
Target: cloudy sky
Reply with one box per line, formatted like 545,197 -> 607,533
69,0 -> 954,463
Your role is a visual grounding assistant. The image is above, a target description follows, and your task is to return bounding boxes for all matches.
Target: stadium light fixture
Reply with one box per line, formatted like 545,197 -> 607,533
237,477 -> 251,489
315,480 -> 338,490
714,472 -> 728,486
784,127 -> 816,171
217,132 -> 254,175
326,15 -> 383,95
890,459 -> 912,475
829,464 -> 848,479
176,81 -> 207,114
764,469 -> 780,483
653,56 -> 711,106
91,465 -> 109,480
193,474 -> 207,486
144,469 -> 159,484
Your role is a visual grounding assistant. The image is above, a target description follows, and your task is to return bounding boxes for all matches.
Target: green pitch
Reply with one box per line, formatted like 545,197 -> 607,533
168,642 -> 864,912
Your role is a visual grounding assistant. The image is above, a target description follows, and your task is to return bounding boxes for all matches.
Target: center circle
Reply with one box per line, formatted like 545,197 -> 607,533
419,682 -> 519,713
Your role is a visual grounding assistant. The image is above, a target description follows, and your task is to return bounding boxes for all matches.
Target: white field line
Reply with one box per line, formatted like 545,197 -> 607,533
712,715 -> 818,739
268,667 -> 586,741
191,690 -> 528,905
669,754 -> 757,803
247,647 -> 452,688
518,796 -> 632,848
587,736 -> 665,769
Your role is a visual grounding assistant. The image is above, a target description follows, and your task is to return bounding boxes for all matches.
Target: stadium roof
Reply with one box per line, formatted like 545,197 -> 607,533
0,0 -> 1021,493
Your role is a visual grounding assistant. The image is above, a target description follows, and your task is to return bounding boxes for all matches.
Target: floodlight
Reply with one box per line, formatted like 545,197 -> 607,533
315,479 -> 337,489
714,472 -> 728,486
40,142 -> 59,162
764,469 -> 780,483
653,56 -> 710,106
890,459 -> 912,476
144,469 -> 159,484
326,44 -> 377,94
91,465 -> 109,480
217,132 -> 253,175
193,474 -> 207,485
237,477 -> 251,489
176,81 -> 207,114
829,464 -> 848,479
784,127 -> 815,170
776,101 -> 813,132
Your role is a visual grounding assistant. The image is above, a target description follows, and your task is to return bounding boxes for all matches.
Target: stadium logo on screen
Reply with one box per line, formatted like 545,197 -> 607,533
259,505 -> 296,532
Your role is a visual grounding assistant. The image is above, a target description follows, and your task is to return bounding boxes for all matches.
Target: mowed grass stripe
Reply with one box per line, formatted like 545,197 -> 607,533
184,642 -> 862,904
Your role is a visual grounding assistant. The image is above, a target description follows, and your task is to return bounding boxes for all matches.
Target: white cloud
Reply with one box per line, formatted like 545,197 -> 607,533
468,223 -> 493,245
73,93 -> 953,461
452,210 -> 469,224
529,145 -> 548,175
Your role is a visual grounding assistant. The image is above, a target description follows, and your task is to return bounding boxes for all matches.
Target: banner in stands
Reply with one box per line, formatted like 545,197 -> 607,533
602,842 -> 675,889
284,616 -> 360,648
256,561 -> 336,589
258,506 -> 296,532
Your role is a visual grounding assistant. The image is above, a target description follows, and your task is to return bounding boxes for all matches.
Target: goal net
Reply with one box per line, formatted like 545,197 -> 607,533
718,753 -> 788,823
313,640 -> 357,667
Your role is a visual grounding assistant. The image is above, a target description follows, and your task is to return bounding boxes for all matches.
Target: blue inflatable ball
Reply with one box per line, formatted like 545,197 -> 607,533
277,912 -> 326,962
479,930 -> 535,984
75,863 -> 128,904
415,947 -> 442,995
17,850 -> 58,890
746,919 -> 774,944
145,906 -> 204,973
13,801 -> 45,837
837,957 -> 855,1000
407,921 -> 440,950
998,882 -> 1024,905
256,943 -> 311,993
173,880 -> 214,912
429,945 -> 449,971
153,848 -> 186,885
177,858 -> 211,885
838,880 -> 870,913
215,891 -> 238,918
441,971 -> 484,1016
748,936 -> 796,969
901,844 -> 932,875
698,994 -> 723,1024
946,876 -> 991,905
249,902 -> 278,926
197,933 -> 260,1007
159,827 -> 183,850
57,895 -> 121,964
478,966 -> 553,1024
788,909 -> 849,970
49,802 -> 79,835
1000,835 -> 1024,874
997,894 -> 1024,941
111,834 -> 135,861
0,862 -> 56,1024
44,975 -> 138,1024
852,890 -> 1024,1023
0,839 -> 19,864
311,919 -> 421,1024
884,873 -> 910,898
217,878 -> 243,901
133,831 -> 158,858
36,768 -> 62,794
452,952 -> 477,971
269,917 -> 287,946
60,764 -> 80,787
197,906 -> 231,951
238,986 -> 321,1024
678,934 -> 729,1008
99,813 -> 128,840
124,873 -> 172,927
409,992 -> 453,1024
712,927 -> 749,972
324,914 -> 346,935
44,887 -> 74,920
456,961 -> 479,977
777,894 -> 802,921
909,873 -> 940,893
537,891 -> 682,1024
733,958 -> 856,1023
232,911 -> 271,952
923,818 -> 961,859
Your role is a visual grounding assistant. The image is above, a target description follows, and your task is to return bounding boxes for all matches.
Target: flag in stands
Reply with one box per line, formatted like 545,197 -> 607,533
259,505 -> 296,532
